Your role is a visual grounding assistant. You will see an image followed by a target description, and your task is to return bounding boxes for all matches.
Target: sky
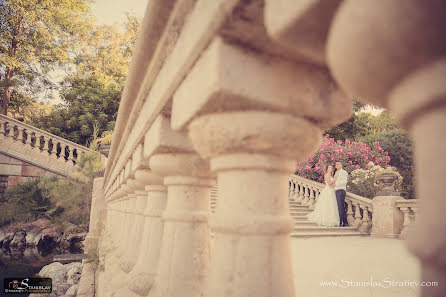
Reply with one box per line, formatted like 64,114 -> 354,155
92,0 -> 148,25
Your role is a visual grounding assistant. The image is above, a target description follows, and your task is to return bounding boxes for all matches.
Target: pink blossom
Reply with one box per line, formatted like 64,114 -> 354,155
356,165 -> 360,169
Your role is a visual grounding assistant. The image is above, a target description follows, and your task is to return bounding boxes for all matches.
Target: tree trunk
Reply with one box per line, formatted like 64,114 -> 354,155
1,68 -> 13,115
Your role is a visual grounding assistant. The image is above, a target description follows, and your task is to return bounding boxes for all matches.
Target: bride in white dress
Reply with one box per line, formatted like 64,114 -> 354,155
306,165 -> 340,227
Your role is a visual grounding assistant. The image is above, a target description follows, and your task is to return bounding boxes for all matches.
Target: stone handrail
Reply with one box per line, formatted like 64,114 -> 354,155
396,198 -> 418,239
87,1 -> 446,296
0,114 -> 90,175
289,174 -> 373,233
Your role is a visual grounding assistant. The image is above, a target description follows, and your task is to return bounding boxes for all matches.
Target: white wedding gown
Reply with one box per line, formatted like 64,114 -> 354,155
306,177 -> 340,227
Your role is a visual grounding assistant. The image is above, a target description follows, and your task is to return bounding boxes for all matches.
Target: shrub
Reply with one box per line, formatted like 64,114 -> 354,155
359,129 -> 415,198
347,162 -> 403,198
1,176 -> 93,229
1,177 -> 63,225
296,134 -> 390,182
1,149 -> 104,229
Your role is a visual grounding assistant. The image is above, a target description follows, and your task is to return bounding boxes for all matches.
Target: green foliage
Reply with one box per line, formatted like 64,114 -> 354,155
74,150 -> 105,182
1,177 -> 64,225
325,102 -> 397,142
31,73 -> 121,144
347,163 -> 403,199
97,130 -> 113,145
0,0 -> 93,114
29,15 -> 141,145
360,129 -> 415,199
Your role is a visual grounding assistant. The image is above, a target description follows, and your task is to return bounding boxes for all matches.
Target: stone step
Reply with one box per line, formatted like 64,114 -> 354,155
290,209 -> 311,213
289,205 -> 310,210
293,226 -> 358,232
293,221 -> 318,226
291,231 -> 364,238
292,216 -> 309,221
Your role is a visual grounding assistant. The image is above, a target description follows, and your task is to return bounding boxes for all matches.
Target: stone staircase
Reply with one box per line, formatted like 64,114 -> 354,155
288,199 -> 364,238
210,185 -> 364,237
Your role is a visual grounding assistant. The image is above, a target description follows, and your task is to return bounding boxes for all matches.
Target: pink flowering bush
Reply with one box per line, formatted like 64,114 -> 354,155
296,134 -> 390,183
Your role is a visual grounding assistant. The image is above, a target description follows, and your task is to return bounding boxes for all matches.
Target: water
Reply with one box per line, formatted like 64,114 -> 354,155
0,246 -> 82,297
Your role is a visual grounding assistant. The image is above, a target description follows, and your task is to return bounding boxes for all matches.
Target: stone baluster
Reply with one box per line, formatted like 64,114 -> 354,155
297,182 -> 305,204
167,33 -> 351,296
352,202 -> 362,228
120,189 -> 147,268
308,185 -> 316,206
116,191 -> 137,257
21,128 -> 30,147
399,207 -> 411,239
128,183 -> 166,297
326,2 -> 446,295
358,205 -> 371,233
111,170 -> 164,297
34,134 -> 41,151
42,136 -> 50,154
288,180 -> 294,199
346,199 -> 355,226
293,182 -> 300,202
0,121 -> 4,138
184,112 -> 320,297
411,207 -> 419,223
303,184 -> 310,205
104,183 -> 132,287
147,153 -> 215,297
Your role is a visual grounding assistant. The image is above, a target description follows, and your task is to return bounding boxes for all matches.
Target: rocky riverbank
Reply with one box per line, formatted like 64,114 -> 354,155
0,219 -> 87,252
33,261 -> 83,297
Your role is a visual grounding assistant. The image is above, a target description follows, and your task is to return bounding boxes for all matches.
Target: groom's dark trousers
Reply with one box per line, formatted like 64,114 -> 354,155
335,189 -> 348,226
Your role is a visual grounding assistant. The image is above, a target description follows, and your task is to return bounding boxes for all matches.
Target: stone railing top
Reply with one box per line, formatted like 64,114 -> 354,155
395,198 -> 418,208
290,174 -> 373,210
0,114 -> 89,153
102,0 -> 352,195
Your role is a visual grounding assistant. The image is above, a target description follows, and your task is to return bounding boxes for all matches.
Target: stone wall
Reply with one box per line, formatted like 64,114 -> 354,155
0,152 -> 64,200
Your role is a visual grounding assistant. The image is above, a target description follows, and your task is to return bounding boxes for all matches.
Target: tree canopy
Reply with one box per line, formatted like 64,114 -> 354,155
30,15 -> 141,145
0,0 -> 93,114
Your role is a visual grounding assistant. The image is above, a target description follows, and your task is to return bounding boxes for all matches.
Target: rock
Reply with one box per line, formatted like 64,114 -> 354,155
25,231 -> 40,246
0,229 -> 6,246
10,230 -> 26,247
2,233 -> 14,248
67,263 -> 83,285
64,284 -> 79,297
38,262 -> 70,296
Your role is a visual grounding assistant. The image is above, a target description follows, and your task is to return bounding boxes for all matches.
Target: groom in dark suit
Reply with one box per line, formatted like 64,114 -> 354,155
333,161 -> 349,227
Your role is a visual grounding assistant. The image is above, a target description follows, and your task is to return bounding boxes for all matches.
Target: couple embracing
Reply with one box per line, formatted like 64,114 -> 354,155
307,162 -> 349,227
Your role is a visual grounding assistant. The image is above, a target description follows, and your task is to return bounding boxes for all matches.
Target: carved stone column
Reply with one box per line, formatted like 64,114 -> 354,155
186,111 -> 321,297
119,170 -> 158,273
327,2 -> 446,295
371,195 -> 404,238
128,183 -> 166,297
168,35 -> 350,296
148,153 -> 215,297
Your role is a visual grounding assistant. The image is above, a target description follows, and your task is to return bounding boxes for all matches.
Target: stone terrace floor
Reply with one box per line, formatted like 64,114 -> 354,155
291,237 -> 420,297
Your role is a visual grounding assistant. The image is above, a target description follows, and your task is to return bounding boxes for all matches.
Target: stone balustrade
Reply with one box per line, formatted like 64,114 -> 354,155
289,174 -> 373,233
0,114 -> 89,176
83,1 -> 446,297
396,199 -> 418,239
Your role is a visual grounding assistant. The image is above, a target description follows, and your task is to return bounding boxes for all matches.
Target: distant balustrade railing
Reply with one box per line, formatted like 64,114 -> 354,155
289,174 -> 373,233
396,199 -> 418,239
0,114 -> 90,173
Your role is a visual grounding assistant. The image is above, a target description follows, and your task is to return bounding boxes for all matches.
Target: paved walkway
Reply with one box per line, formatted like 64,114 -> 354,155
291,237 -> 421,297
